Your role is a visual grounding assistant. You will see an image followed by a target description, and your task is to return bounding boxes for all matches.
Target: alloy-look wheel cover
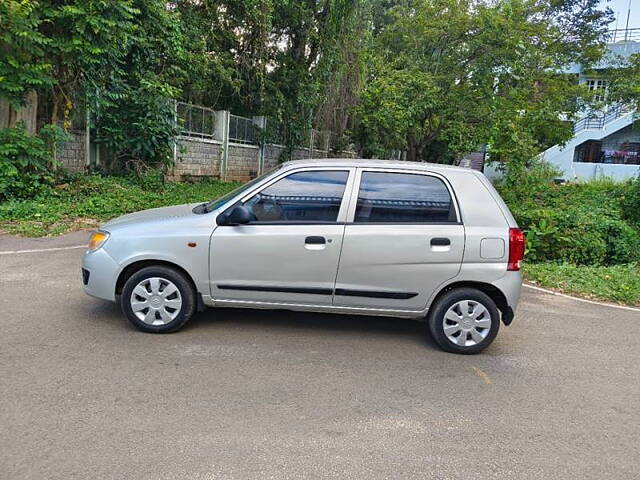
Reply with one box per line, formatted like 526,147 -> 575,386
130,277 -> 182,326
443,300 -> 492,347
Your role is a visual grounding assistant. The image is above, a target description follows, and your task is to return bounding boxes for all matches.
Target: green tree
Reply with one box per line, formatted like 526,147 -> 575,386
1,0 -> 188,174
354,0 -> 613,162
0,1 -> 51,108
36,1 -> 139,126
91,0 -> 188,172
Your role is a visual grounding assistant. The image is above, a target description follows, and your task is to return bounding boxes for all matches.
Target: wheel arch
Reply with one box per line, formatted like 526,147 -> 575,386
429,281 -> 513,325
115,259 -> 198,299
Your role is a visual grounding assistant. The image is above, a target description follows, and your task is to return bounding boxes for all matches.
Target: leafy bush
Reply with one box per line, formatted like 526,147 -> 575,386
492,158 -> 561,210
622,174 -> 640,226
0,124 -> 69,200
496,161 -> 640,266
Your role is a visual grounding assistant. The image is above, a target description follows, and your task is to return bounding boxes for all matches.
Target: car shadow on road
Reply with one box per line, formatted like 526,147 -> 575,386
80,297 -> 440,350
188,307 -> 440,350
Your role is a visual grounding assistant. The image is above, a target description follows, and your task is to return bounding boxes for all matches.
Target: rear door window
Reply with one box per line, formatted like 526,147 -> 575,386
354,171 -> 456,223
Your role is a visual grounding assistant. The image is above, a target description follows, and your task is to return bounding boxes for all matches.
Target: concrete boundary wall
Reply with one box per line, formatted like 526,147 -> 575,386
57,109 -> 355,182
57,130 -> 87,172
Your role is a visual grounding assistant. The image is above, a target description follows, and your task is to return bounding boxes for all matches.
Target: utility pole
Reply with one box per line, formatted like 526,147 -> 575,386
624,0 -> 631,42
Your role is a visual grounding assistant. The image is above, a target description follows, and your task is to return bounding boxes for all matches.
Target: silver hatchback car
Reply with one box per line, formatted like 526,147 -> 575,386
82,159 -> 523,354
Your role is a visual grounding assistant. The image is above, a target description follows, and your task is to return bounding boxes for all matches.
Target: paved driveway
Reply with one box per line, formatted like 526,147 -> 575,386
1,233 -> 638,479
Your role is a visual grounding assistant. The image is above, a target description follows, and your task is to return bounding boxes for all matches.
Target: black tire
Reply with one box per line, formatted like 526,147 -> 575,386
120,265 -> 196,333
427,288 -> 500,354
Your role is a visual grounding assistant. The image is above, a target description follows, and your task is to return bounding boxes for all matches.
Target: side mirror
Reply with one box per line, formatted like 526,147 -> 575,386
217,204 -> 251,226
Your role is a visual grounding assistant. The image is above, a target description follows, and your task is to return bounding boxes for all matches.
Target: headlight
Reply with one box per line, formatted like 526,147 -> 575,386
88,231 -> 110,251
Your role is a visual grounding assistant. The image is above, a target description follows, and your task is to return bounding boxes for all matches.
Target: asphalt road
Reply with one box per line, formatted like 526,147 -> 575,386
1,233 -> 639,480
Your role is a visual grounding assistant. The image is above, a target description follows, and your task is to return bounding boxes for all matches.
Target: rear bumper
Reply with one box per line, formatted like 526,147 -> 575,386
491,270 -> 522,323
82,248 -> 119,302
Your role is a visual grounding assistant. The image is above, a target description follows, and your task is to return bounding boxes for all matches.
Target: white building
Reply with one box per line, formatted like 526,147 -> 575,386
540,29 -> 640,181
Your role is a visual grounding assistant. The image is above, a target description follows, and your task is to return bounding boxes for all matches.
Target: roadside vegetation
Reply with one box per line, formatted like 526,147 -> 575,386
524,263 -> 640,306
495,162 -> 640,306
0,173 -> 239,237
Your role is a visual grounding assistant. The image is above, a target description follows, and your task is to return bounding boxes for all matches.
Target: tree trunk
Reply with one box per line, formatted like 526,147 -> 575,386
14,91 -> 38,134
0,92 -> 38,133
0,99 -> 10,129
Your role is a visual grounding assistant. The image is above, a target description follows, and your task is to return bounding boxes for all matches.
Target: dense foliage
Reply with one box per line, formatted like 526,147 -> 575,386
607,53 -> 640,108
1,0 -> 185,171
90,0 -> 187,173
176,0 -> 366,150
496,163 -> 640,266
0,0 -> 51,107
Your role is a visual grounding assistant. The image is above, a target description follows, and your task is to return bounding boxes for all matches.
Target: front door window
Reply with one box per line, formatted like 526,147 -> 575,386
243,170 -> 349,223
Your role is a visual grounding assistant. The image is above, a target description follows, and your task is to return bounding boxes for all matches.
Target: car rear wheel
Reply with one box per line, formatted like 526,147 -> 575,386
121,266 -> 196,333
428,288 -> 500,354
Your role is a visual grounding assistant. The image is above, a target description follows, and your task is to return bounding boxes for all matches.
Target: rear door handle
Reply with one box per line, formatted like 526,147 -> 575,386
430,237 -> 451,246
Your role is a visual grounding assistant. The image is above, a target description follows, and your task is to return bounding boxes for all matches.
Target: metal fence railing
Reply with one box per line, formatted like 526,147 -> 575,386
174,102 -> 354,155
606,28 -> 640,44
229,114 -> 258,145
177,102 -> 216,139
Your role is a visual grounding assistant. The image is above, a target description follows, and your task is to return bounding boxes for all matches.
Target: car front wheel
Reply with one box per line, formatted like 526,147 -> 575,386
428,288 -> 500,354
121,266 -> 196,333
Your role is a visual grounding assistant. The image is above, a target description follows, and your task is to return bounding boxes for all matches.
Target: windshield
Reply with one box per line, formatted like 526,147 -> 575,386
204,167 -> 277,213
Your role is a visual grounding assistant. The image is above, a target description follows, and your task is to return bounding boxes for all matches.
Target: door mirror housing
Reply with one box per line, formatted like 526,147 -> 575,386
217,204 -> 251,226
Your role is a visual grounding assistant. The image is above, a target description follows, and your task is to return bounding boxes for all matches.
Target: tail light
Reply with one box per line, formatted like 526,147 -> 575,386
508,228 -> 525,271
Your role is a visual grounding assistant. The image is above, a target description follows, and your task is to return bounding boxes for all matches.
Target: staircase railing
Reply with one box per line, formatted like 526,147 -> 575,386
573,105 -> 633,134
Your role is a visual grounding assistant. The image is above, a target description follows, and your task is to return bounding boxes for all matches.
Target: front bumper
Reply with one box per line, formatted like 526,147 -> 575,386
82,248 -> 120,302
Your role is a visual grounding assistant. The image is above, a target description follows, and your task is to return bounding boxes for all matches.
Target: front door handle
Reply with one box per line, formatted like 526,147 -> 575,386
430,237 -> 451,246
305,236 -> 326,251
305,236 -> 326,245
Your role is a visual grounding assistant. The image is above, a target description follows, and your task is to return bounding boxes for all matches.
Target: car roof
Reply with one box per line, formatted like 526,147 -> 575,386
279,158 -> 478,176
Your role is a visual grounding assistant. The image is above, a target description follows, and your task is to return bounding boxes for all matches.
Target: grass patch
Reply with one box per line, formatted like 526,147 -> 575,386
524,262 -> 640,307
0,174 -> 241,237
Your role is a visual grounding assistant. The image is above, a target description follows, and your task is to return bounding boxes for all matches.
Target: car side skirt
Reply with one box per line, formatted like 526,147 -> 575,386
201,295 -> 425,319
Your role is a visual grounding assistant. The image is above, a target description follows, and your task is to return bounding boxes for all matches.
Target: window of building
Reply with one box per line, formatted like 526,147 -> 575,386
585,79 -> 609,103
575,140 -> 640,165
244,170 -> 349,222
354,171 -> 455,223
